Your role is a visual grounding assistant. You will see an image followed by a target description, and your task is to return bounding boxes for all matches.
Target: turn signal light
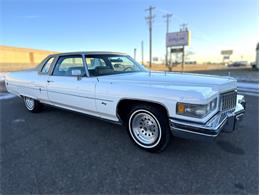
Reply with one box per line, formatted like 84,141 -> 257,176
177,103 -> 185,113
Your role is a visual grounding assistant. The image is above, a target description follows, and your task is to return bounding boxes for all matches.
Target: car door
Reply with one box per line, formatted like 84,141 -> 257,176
47,55 -> 97,115
85,55 -> 119,121
34,56 -> 55,102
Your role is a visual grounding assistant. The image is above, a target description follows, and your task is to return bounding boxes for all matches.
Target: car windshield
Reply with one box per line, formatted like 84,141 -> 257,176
85,54 -> 147,76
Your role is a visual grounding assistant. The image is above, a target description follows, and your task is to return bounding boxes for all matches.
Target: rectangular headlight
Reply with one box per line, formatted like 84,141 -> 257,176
176,98 -> 217,118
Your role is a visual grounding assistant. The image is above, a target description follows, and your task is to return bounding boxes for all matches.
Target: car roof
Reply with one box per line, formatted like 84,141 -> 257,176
49,51 -> 127,57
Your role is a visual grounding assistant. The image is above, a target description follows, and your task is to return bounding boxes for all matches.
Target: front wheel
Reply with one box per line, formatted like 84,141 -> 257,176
23,96 -> 42,113
127,105 -> 171,152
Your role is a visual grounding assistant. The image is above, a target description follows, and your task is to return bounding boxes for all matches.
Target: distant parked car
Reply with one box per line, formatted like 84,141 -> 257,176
185,61 -> 197,64
252,43 -> 259,69
228,61 -> 248,67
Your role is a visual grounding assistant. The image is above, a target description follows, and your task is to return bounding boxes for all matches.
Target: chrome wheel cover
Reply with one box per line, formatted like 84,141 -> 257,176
129,109 -> 161,148
25,97 -> 35,110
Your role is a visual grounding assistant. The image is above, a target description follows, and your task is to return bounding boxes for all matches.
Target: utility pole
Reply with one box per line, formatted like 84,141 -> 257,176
180,23 -> 188,72
163,13 -> 172,67
182,46 -> 185,72
141,41 -> 144,65
145,6 -> 155,69
134,48 -> 137,60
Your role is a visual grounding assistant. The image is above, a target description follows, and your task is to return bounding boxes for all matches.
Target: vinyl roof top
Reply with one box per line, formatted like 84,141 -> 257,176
50,51 -> 127,56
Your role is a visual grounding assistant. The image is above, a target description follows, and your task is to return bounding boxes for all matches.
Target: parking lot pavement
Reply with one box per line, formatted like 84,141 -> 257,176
237,82 -> 259,96
190,68 -> 259,83
0,96 -> 258,194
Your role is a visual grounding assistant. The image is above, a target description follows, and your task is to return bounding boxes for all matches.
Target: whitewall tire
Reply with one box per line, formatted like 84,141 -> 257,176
127,105 -> 171,152
23,96 -> 42,113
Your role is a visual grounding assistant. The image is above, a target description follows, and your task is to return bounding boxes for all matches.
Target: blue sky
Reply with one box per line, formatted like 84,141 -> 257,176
1,0 -> 259,62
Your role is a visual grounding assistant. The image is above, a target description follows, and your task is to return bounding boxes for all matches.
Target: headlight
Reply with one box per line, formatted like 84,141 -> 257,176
176,98 -> 217,118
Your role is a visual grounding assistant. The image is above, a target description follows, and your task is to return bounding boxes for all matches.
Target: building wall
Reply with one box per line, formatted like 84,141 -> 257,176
0,45 -> 57,72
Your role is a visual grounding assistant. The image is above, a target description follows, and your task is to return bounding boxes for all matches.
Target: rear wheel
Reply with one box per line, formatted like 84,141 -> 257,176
127,105 -> 171,152
23,96 -> 42,113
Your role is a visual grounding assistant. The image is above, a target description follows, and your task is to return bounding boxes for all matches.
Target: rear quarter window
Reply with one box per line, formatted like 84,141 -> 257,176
41,57 -> 54,74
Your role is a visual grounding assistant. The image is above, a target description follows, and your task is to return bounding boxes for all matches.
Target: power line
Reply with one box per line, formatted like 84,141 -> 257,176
145,6 -> 155,69
163,13 -> 172,66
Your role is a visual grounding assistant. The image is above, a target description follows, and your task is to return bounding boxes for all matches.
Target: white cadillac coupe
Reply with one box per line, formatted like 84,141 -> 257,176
5,52 -> 246,152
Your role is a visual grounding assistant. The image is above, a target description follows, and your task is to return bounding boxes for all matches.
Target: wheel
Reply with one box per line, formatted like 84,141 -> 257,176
23,96 -> 42,113
127,105 -> 171,152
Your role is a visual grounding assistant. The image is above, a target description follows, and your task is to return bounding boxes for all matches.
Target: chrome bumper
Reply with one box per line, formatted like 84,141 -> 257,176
169,95 -> 246,141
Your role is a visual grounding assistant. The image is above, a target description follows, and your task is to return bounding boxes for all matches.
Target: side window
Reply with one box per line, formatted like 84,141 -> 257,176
86,57 -> 109,77
108,56 -> 135,71
53,56 -> 86,76
41,57 -> 54,74
86,57 -> 106,70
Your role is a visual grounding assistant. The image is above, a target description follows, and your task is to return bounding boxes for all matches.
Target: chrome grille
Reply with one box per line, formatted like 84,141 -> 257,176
220,91 -> 237,111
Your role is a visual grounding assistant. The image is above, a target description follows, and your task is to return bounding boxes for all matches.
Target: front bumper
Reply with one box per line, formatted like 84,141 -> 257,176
169,95 -> 246,141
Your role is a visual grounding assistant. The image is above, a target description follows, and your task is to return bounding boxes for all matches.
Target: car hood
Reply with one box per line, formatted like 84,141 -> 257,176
98,71 -> 237,97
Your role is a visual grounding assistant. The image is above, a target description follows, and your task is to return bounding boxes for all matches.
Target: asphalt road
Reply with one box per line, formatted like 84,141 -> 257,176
190,68 -> 259,83
0,95 -> 258,194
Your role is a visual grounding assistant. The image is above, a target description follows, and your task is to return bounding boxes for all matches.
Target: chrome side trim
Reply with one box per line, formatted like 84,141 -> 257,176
39,100 -> 122,125
11,84 -> 113,102
47,90 -> 113,102
49,100 -> 119,122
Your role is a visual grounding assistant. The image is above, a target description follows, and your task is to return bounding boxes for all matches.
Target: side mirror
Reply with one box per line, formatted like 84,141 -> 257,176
71,69 -> 82,80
